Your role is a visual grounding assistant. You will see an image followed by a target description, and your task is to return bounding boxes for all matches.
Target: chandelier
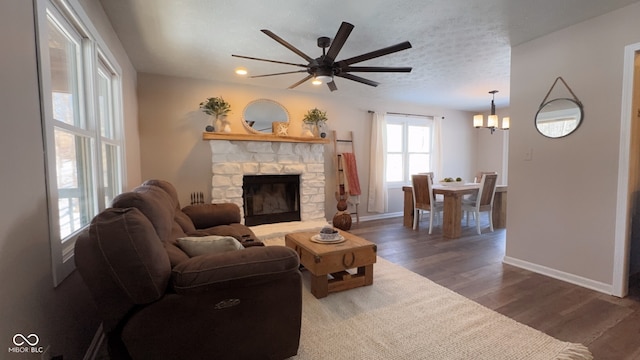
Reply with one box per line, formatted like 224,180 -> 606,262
473,90 -> 509,134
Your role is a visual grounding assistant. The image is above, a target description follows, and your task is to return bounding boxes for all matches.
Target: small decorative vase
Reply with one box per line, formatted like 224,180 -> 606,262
213,115 -> 223,132
301,123 -> 315,137
303,123 -> 321,137
318,121 -> 327,138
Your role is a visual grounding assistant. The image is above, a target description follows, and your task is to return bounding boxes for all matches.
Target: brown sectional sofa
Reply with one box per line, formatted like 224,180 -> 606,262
75,179 -> 302,359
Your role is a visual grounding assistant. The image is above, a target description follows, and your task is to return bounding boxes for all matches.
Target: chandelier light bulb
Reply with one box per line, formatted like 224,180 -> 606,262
487,114 -> 498,128
473,115 -> 483,128
502,117 -> 510,130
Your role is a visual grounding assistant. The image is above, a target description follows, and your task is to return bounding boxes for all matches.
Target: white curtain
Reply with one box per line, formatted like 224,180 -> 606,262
432,116 -> 443,180
368,112 -> 388,213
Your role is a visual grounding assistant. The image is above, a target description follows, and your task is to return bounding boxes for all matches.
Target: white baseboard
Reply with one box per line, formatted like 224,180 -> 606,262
83,323 -> 105,360
356,212 -> 403,222
502,256 -> 613,295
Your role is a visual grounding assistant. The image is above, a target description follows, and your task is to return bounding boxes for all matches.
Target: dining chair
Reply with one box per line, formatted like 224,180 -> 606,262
462,173 -> 498,234
411,174 -> 443,234
418,172 -> 434,179
419,172 -> 444,201
474,171 -> 497,184
464,171 -> 497,202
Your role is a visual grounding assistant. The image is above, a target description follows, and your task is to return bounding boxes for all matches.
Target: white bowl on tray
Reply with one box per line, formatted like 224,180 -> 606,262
318,232 -> 341,241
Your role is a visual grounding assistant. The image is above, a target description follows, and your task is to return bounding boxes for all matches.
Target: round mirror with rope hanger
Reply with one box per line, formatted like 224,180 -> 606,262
535,76 -> 584,138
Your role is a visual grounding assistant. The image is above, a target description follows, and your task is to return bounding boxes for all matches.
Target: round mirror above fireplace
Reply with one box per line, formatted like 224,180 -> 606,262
242,99 -> 289,134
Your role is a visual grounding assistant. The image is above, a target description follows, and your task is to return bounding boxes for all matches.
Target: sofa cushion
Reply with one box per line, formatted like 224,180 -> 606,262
141,178 -> 199,237
182,203 -> 241,228
87,207 -> 171,304
171,246 -> 300,294
142,179 -> 181,210
112,184 -> 175,241
177,235 -> 244,257
165,243 -> 190,269
174,211 -> 197,233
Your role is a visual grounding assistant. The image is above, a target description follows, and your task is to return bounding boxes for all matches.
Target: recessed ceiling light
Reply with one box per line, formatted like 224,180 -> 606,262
235,67 -> 248,75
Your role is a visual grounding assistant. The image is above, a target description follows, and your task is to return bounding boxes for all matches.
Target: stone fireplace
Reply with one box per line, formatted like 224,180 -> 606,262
208,139 -> 327,226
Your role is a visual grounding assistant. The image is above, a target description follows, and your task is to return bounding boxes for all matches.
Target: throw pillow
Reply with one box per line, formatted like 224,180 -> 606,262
177,235 -> 244,257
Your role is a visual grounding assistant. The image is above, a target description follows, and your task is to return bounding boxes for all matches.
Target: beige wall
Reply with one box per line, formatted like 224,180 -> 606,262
507,2 -> 640,292
0,0 -> 139,357
137,73 -> 483,219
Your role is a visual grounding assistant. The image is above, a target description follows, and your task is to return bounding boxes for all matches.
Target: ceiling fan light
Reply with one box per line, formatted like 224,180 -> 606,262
311,78 -> 323,86
235,67 -> 248,75
315,75 -> 333,84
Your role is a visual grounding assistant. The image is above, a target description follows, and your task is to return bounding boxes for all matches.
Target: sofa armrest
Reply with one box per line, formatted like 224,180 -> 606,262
181,203 -> 241,228
171,246 -> 299,294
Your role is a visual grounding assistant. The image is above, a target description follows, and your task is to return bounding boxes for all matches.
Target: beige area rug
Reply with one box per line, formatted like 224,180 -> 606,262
264,237 -> 593,360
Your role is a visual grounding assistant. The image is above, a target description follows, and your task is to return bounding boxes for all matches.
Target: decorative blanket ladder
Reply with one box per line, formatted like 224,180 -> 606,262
332,130 -> 360,230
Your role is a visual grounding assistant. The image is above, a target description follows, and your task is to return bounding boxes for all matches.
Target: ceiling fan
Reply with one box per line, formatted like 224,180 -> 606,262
232,22 -> 413,92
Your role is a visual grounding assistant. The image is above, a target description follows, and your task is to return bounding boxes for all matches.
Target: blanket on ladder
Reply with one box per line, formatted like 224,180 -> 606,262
340,152 -> 361,196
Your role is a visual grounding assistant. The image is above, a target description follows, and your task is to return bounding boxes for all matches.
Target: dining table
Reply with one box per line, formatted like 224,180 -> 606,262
401,183 -> 507,239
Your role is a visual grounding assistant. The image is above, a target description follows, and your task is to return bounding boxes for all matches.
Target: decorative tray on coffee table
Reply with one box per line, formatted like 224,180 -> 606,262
310,234 -> 346,244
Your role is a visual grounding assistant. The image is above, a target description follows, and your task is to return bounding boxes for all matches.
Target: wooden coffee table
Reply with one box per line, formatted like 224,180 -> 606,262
285,231 -> 377,298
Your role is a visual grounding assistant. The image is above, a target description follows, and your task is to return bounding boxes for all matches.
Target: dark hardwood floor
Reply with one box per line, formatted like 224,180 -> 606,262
348,216 -> 640,360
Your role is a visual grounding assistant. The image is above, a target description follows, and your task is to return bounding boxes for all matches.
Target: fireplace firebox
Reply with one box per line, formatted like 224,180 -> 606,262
242,175 -> 301,226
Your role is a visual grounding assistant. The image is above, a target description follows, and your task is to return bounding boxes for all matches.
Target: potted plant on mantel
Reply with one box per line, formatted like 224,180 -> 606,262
302,107 -> 328,138
199,96 -> 231,132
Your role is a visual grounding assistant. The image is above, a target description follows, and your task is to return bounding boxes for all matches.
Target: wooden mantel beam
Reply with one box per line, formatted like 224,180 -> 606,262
202,132 -> 330,144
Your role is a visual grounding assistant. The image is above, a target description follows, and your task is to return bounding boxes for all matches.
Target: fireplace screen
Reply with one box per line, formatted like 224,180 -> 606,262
242,175 -> 301,226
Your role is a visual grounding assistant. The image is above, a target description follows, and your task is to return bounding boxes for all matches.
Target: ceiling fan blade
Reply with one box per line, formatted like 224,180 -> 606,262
232,54 -> 307,68
327,80 -> 338,92
251,70 -> 308,78
343,66 -> 412,73
261,29 -> 314,63
338,41 -> 412,66
288,74 -> 314,89
324,22 -> 354,64
336,73 -> 379,87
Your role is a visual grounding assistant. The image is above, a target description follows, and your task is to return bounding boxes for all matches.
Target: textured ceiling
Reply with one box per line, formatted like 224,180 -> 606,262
99,0 -> 639,111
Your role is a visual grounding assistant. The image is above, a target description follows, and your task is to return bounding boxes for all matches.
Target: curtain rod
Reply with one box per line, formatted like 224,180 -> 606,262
387,111 -> 432,118
368,110 -> 444,120
368,110 -> 432,118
